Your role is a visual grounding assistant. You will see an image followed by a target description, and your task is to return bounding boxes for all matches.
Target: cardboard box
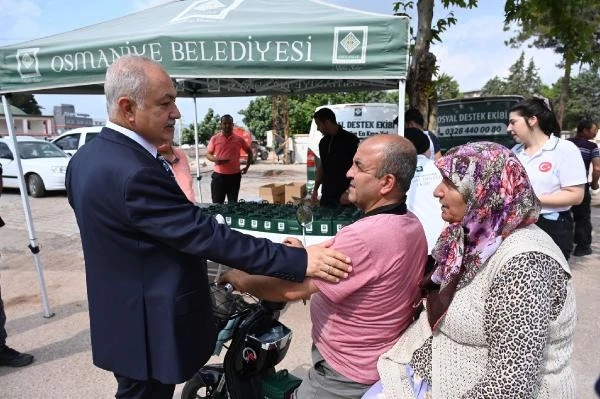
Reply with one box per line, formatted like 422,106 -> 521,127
284,182 -> 307,204
259,183 -> 285,204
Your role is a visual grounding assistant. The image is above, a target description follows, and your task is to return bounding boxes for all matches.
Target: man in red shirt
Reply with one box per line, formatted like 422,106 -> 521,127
206,115 -> 253,203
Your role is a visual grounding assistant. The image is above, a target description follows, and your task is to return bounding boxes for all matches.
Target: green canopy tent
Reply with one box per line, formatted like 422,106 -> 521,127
0,0 -> 410,316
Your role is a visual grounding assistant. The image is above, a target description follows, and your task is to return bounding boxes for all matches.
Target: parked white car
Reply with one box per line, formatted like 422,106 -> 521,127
51,126 -> 101,155
0,136 -> 70,197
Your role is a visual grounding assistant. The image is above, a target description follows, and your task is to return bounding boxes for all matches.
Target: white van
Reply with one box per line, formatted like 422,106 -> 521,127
306,103 -> 398,192
51,126 -> 102,156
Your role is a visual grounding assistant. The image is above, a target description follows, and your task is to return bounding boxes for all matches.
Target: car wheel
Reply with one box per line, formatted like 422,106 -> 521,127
27,173 -> 46,198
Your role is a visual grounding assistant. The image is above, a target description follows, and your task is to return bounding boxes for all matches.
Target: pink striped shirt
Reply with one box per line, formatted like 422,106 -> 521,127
311,212 -> 427,384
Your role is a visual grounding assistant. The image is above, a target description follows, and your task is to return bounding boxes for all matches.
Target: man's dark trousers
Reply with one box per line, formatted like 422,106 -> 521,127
0,284 -> 7,347
211,172 -> 241,203
572,185 -> 592,250
114,373 -> 175,399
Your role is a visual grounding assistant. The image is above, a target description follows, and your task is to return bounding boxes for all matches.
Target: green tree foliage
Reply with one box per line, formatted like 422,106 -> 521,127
548,69 -> 600,130
504,0 -> 600,127
481,76 -> 507,96
8,93 -> 42,115
435,73 -> 461,100
238,91 -> 399,136
480,52 -> 543,97
393,0 -> 477,127
180,108 -> 220,145
239,96 -> 272,140
504,51 -> 527,94
524,59 -> 543,96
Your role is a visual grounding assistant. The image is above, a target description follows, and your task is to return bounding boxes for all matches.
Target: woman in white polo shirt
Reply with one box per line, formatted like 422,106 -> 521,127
508,97 -> 587,260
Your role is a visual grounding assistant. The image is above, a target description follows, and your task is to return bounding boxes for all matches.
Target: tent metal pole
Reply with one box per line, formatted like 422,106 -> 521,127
192,96 -> 202,203
1,95 -> 54,318
397,79 -> 406,134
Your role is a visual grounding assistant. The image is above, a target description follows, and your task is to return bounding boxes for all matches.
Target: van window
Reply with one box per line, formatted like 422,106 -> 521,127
54,134 -> 80,150
0,142 -> 12,159
85,132 -> 99,143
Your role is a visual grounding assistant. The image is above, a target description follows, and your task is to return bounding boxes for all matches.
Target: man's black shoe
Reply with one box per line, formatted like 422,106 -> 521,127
573,246 -> 592,257
0,346 -> 34,367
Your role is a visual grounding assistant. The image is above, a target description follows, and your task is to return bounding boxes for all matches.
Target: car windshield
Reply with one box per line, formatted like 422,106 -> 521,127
18,141 -> 67,159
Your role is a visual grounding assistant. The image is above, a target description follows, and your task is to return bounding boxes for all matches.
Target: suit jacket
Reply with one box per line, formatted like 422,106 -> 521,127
66,127 -> 307,384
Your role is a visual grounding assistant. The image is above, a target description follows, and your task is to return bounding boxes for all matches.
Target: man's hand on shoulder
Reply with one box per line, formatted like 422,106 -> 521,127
305,242 -> 351,283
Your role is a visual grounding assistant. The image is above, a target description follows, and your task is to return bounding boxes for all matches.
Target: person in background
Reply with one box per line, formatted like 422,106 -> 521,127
404,108 -> 442,160
311,107 -> 359,207
66,55 -> 352,399
568,119 -> 599,256
0,164 -> 34,368
404,127 -> 445,254
158,141 -> 195,203
222,135 -> 427,399
374,142 -> 576,398
509,97 -> 586,260
206,115 -> 252,203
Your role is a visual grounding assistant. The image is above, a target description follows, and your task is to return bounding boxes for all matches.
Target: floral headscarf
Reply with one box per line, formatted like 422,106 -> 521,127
424,141 -> 540,329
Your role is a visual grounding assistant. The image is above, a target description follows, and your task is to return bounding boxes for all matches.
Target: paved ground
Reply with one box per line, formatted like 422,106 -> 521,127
0,160 -> 599,398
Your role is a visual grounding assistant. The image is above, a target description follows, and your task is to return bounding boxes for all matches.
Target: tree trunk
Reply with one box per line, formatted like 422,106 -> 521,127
271,96 -> 290,164
557,59 -> 571,130
407,0 -> 437,129
427,95 -> 438,133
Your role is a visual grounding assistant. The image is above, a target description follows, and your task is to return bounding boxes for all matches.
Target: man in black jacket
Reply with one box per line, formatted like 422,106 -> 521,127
310,108 -> 359,207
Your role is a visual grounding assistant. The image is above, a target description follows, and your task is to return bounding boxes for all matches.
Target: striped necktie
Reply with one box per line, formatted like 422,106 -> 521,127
156,153 -> 175,179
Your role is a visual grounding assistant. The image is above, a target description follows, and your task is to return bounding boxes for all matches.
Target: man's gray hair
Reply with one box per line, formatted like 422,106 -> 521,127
105,55 -> 156,116
374,137 -> 417,193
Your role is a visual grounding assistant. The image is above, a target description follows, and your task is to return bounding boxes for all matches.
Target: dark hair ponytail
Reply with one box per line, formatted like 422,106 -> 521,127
509,97 -> 561,137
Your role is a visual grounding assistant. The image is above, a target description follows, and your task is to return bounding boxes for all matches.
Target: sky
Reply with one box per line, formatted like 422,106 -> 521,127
0,0 -> 564,131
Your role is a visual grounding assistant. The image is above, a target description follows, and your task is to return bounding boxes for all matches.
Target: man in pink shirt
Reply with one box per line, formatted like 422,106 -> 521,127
206,114 -> 253,203
221,135 -> 428,399
158,142 -> 196,203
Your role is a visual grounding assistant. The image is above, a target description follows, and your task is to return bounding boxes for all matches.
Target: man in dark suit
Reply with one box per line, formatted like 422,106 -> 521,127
66,55 -> 351,399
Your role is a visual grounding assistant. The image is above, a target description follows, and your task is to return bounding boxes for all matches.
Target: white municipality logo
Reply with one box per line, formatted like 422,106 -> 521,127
332,26 -> 368,64
16,48 -> 41,79
169,0 -> 245,23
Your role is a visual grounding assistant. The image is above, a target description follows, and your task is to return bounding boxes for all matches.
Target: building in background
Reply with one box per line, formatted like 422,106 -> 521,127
53,104 -> 93,134
0,105 -> 55,139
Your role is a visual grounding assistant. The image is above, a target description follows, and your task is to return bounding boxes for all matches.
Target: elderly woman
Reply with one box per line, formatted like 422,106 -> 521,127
370,142 -> 576,398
